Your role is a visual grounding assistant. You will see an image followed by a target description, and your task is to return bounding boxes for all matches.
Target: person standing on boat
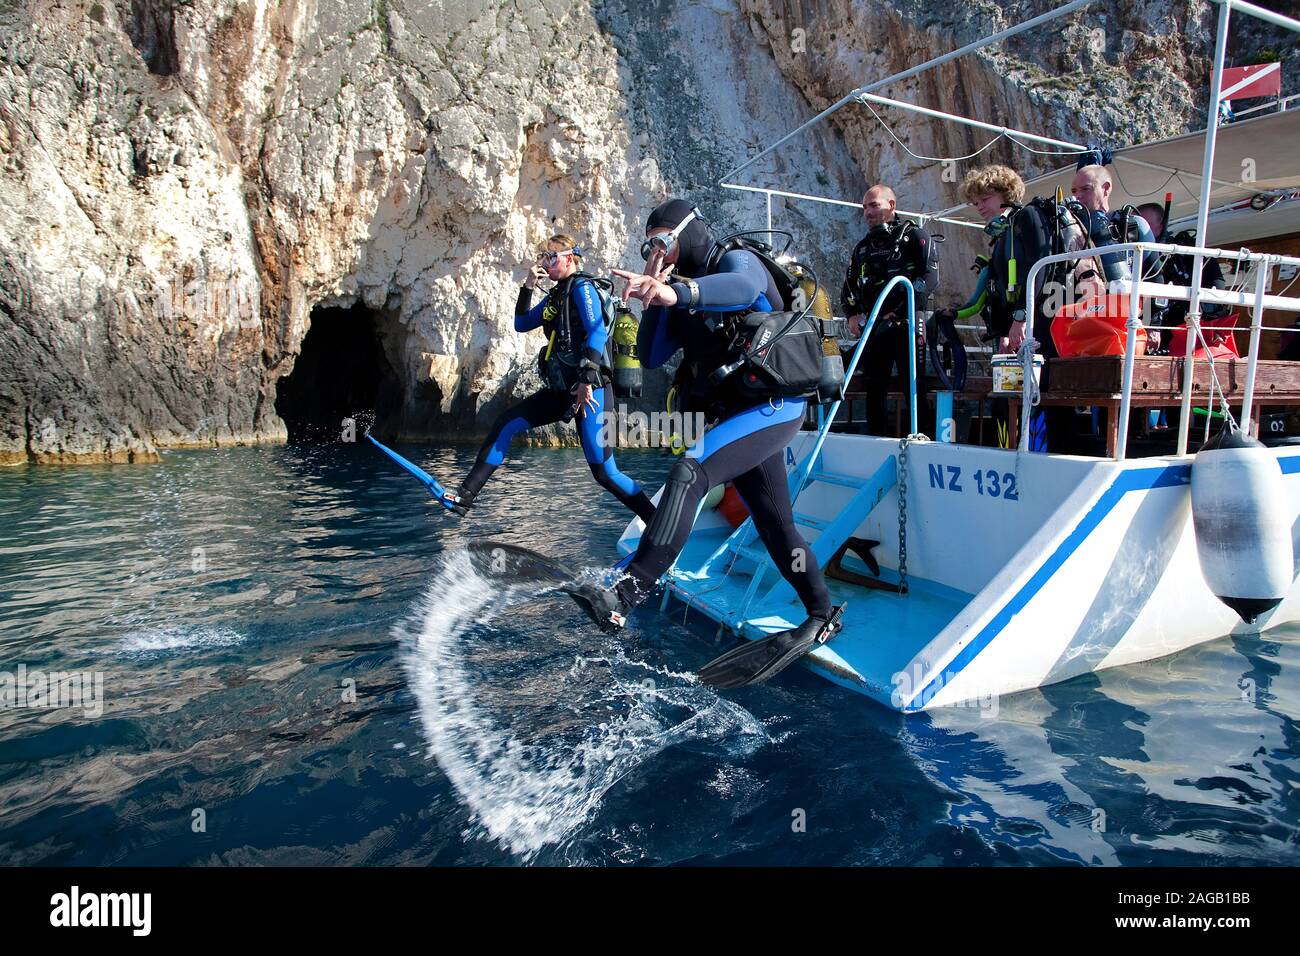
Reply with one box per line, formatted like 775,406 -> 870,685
446,234 -> 656,523
562,199 -> 839,677
1071,163 -> 1156,284
1135,203 -> 1231,345
841,185 -> 938,436
953,165 -> 1100,451
958,164 -> 1102,355
1133,200 -> 1236,430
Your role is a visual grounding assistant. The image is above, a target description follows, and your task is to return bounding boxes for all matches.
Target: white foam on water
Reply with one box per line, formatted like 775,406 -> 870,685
113,624 -> 246,654
400,548 -> 766,860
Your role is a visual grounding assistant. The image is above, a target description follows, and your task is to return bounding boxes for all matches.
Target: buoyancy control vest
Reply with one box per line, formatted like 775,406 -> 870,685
844,219 -> 935,317
537,272 -> 616,391
984,196 -> 1091,338
689,232 -> 843,408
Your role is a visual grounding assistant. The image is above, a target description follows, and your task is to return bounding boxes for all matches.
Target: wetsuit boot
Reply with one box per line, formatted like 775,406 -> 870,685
562,575 -> 650,634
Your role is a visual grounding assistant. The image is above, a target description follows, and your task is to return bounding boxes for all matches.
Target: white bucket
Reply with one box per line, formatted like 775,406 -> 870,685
991,353 -> 1045,396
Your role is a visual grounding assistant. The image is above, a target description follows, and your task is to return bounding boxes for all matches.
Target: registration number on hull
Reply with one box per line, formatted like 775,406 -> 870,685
927,464 -> 1020,501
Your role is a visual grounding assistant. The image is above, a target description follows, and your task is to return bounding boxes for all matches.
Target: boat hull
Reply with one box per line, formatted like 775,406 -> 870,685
616,434 -> 1300,711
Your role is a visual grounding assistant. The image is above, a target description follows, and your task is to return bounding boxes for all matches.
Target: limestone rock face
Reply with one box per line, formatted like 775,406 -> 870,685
0,0 -> 1290,462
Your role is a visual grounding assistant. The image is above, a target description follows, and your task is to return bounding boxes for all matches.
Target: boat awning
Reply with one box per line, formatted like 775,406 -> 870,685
937,108 -> 1300,245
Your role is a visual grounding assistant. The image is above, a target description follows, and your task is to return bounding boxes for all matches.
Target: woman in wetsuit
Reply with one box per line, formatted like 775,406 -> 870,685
448,234 -> 655,523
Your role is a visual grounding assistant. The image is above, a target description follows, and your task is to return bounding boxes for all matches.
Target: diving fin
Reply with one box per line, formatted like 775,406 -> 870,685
367,434 -> 467,516
697,605 -> 845,690
461,541 -> 630,632
462,541 -> 572,586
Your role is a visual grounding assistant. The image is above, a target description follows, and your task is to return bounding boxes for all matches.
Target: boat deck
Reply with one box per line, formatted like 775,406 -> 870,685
648,527 -> 974,700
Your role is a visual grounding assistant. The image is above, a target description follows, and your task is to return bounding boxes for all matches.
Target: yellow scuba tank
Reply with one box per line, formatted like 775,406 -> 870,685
612,301 -> 642,397
794,268 -> 844,405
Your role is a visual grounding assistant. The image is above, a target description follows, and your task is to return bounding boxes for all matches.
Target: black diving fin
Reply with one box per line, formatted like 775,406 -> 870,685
697,605 -> 845,690
462,540 -> 573,585
461,541 -> 632,633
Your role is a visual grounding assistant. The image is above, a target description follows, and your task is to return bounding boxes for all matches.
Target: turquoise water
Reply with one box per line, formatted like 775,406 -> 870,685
0,443 -> 1297,865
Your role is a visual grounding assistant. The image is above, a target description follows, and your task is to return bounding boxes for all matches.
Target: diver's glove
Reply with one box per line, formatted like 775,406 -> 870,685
577,348 -> 604,386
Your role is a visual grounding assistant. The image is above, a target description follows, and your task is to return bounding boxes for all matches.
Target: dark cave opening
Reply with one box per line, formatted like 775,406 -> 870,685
125,0 -> 180,76
274,303 -> 404,444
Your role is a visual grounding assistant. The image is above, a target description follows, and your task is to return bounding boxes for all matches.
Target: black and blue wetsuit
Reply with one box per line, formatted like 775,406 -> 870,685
617,248 -> 832,617
1086,207 -> 1155,282
460,276 -> 655,523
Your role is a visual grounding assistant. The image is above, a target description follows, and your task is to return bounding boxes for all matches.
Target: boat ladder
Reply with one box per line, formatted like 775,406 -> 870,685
691,276 -> 920,626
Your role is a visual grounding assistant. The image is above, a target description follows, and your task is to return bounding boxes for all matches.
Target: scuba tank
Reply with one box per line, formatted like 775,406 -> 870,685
704,230 -> 844,405
795,267 -> 844,405
611,300 -> 642,397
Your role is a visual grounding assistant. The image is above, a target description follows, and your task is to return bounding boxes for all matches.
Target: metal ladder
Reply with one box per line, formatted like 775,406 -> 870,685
696,277 -> 919,624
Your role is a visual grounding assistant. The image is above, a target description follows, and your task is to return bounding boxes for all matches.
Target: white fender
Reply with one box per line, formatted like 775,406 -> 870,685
1191,427 -> 1294,623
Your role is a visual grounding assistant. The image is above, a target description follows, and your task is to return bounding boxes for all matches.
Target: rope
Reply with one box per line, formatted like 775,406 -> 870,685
1018,335 -> 1042,409
1003,133 -> 1090,157
860,100 -> 1006,163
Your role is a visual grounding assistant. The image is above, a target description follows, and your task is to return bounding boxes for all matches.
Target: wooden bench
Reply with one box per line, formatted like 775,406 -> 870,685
1007,355 -> 1300,456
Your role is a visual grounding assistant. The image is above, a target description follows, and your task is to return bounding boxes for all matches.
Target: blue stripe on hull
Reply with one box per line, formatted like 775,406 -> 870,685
908,455 -> 1300,710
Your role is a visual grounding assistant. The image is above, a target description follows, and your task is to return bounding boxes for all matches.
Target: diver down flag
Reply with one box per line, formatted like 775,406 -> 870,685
1219,63 -> 1282,103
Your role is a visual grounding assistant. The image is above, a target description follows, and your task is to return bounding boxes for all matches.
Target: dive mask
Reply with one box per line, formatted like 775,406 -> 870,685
641,207 -> 701,261
540,247 -> 580,266
984,215 -> 1010,239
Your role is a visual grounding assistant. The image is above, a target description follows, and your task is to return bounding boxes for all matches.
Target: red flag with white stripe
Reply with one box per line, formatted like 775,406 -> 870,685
1220,63 -> 1282,101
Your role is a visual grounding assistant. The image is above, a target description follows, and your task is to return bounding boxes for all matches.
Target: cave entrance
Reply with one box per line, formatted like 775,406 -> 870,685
275,303 -> 403,443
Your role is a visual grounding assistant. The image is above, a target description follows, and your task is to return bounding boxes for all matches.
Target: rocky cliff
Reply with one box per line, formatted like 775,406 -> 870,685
0,0 -> 1291,462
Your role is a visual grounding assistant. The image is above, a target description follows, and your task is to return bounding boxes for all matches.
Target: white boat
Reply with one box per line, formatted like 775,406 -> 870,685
613,0 -> 1300,711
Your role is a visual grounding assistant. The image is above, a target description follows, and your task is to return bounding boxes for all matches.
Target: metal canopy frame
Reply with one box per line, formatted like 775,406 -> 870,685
718,0 -> 1300,458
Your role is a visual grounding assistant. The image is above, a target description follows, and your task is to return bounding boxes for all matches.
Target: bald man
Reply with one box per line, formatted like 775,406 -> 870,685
1071,164 -> 1154,283
841,184 -> 938,436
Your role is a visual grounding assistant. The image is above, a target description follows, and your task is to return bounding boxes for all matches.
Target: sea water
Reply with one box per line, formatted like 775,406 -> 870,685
0,443 -> 1297,865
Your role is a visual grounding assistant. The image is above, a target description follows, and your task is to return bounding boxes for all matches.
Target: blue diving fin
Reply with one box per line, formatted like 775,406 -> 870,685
366,434 -> 468,515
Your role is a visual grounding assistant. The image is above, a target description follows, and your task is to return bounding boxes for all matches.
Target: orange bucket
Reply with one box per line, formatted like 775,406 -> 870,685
1052,293 -> 1148,358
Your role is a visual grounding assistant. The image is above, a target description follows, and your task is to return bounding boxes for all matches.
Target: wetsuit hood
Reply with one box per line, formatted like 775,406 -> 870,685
646,198 -> 714,278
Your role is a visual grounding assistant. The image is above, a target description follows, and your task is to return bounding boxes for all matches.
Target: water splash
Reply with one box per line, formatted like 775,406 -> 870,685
400,548 -> 766,860
112,624 -> 246,655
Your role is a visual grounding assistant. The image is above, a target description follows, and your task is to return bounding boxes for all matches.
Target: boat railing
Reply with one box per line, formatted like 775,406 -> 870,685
798,275 -> 916,496
1023,241 -> 1300,459
1231,92 -> 1300,120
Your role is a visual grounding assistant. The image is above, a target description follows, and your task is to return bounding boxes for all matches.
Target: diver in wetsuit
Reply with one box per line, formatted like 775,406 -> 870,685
448,235 -> 656,523
1135,203 -> 1231,341
1071,163 -> 1156,283
842,184 -> 938,436
563,200 -> 838,685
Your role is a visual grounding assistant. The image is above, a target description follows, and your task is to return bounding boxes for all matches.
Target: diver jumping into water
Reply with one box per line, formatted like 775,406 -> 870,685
443,235 -> 656,523
562,200 -> 841,687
